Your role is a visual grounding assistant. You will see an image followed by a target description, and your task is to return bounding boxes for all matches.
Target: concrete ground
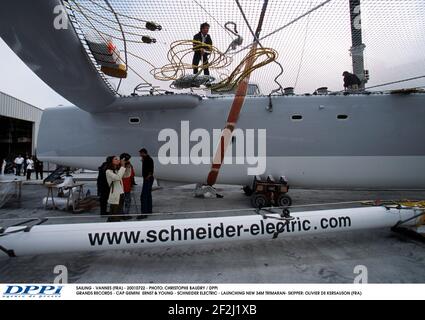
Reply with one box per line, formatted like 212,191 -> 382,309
1,175 -> 425,283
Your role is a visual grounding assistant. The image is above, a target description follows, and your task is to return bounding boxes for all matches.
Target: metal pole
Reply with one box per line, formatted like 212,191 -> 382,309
349,0 -> 367,88
207,0 -> 269,186
0,207 -> 421,257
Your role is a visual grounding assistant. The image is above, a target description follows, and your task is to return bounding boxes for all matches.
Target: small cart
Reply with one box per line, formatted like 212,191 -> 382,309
246,175 -> 292,208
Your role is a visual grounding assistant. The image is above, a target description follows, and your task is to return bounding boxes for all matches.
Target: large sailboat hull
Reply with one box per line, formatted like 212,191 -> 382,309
37,94 -> 425,189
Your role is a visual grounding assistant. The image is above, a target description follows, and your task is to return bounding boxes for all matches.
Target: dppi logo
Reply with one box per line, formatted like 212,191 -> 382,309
3,285 -> 63,298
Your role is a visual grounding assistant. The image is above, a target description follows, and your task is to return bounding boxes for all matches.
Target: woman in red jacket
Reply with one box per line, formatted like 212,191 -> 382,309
120,153 -> 135,219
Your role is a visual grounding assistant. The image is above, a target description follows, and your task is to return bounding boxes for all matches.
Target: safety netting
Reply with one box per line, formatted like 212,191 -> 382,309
64,0 -> 425,95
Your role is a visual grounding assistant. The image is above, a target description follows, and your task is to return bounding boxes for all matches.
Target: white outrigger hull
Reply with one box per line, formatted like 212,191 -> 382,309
1,207 -> 422,257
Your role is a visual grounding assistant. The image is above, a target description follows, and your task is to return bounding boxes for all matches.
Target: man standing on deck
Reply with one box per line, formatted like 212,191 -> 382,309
192,22 -> 212,75
138,148 -> 154,219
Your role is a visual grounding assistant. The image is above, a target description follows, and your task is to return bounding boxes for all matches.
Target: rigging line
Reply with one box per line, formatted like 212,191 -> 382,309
0,200 -> 387,222
104,0 -> 127,94
115,78 -> 123,94
85,0 -> 149,23
223,22 -> 244,54
234,0 -> 259,44
127,51 -> 157,69
68,8 -> 150,39
71,0 -> 161,95
192,0 -> 234,40
254,0 -> 269,40
365,75 -> 425,90
294,0 -> 312,89
73,19 -> 149,43
393,211 -> 425,229
328,75 -> 425,94
232,0 -> 334,54
68,2 -> 150,31
234,0 -> 284,94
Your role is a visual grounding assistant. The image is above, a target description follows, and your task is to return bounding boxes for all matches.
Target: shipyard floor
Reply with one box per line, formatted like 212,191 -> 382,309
1,176 -> 425,283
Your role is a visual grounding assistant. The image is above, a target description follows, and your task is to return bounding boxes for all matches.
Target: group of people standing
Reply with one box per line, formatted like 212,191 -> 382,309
97,148 -> 154,222
13,154 -> 43,180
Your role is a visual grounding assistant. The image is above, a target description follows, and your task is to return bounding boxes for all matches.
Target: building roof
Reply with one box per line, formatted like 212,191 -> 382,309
0,91 -> 43,123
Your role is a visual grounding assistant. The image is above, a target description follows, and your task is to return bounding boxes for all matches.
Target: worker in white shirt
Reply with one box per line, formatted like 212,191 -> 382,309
26,156 -> 34,180
14,154 -> 24,176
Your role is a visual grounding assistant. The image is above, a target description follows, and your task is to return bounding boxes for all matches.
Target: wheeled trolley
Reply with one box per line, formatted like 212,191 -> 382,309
245,175 -> 292,208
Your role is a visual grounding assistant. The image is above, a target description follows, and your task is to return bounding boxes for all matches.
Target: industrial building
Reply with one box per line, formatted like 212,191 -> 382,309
0,91 -> 42,163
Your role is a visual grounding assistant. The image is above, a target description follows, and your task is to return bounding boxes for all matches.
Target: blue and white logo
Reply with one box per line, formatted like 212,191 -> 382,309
3,285 -> 63,298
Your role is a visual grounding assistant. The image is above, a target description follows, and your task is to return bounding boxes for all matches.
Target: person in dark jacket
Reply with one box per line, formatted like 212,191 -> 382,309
343,71 -> 361,91
34,156 -> 44,180
138,148 -> 154,218
192,22 -> 212,75
97,156 -> 114,215
23,154 -> 29,176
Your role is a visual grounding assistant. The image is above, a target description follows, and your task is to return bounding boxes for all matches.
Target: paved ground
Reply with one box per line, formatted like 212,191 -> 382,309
1,176 -> 425,283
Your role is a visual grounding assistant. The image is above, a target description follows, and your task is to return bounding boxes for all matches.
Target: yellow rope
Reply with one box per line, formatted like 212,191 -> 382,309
151,40 -> 231,81
212,47 -> 277,92
399,201 -> 425,209
362,200 -> 425,209
152,40 -> 277,91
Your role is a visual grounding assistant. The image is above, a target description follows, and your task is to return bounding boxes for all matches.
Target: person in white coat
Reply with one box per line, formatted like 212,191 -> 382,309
106,156 -> 126,222
26,156 -> 34,180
